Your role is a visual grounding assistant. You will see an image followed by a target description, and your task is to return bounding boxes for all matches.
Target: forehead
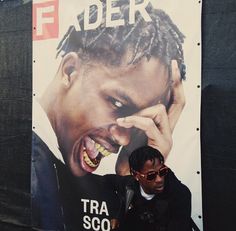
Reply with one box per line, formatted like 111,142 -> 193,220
141,158 -> 162,173
84,57 -> 170,109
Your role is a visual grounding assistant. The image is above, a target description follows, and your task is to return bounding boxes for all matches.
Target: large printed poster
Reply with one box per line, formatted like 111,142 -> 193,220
32,0 -> 202,230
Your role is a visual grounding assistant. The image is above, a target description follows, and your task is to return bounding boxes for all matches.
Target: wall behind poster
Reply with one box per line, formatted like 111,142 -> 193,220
33,0 -> 202,229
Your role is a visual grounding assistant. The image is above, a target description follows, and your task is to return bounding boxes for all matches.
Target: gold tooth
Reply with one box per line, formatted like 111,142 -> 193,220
83,151 -> 98,168
105,150 -> 111,156
95,143 -> 101,149
94,141 -> 111,156
101,149 -> 106,156
98,146 -> 105,152
101,149 -> 111,157
86,157 -> 97,167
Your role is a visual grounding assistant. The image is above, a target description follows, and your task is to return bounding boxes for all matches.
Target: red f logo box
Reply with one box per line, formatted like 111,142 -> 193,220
33,0 -> 59,41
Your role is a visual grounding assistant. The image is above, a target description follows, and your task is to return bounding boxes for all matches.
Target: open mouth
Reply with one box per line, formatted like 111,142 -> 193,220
80,136 -> 113,172
155,184 -> 164,192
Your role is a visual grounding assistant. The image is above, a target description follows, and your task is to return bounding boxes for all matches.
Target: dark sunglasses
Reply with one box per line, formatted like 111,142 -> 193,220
137,166 -> 169,181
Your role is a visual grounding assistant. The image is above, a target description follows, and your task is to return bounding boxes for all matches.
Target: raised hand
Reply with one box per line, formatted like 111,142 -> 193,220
115,60 -> 185,175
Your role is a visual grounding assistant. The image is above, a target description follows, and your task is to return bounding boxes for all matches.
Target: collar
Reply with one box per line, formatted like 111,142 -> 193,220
140,185 -> 155,200
33,98 -> 65,164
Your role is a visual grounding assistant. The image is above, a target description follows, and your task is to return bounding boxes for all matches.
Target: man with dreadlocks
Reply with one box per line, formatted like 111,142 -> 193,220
32,0 -> 186,230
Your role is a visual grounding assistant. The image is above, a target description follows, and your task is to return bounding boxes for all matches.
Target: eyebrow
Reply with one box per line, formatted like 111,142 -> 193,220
113,85 -> 171,112
113,88 -> 140,110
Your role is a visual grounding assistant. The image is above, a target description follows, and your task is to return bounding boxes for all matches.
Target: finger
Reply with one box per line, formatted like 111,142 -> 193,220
136,104 -> 171,137
168,60 -> 186,132
117,116 -> 161,140
117,116 -> 171,158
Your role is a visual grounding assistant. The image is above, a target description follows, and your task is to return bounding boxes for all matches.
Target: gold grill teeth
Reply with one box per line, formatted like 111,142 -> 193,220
83,151 -> 99,168
101,149 -> 111,157
94,142 -> 111,157
84,139 -> 111,167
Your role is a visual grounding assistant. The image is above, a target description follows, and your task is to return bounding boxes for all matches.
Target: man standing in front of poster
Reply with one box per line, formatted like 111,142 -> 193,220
32,0 -> 186,230
107,146 -> 192,231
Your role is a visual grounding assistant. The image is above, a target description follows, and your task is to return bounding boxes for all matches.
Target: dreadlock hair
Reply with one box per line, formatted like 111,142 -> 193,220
57,0 -> 185,80
129,146 -> 164,173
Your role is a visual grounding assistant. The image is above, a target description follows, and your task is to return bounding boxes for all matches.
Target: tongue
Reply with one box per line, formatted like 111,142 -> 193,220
84,136 -> 99,159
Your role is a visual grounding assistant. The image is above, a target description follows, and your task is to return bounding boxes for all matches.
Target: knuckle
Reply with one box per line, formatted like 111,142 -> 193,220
157,104 -> 166,114
146,118 -> 155,128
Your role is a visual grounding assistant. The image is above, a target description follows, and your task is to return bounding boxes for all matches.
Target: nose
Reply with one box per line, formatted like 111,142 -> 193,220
154,174 -> 163,183
108,124 -> 131,146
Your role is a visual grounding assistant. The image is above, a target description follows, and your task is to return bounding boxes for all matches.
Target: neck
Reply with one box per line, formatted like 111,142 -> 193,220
139,185 -> 155,200
39,83 -> 60,134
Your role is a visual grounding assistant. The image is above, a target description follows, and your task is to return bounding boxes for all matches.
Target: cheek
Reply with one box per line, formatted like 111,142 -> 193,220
62,89 -> 117,134
156,94 -> 172,110
82,97 -> 117,126
140,180 -> 150,189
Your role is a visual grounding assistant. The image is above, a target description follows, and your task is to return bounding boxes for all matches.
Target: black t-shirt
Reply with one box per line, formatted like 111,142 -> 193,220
57,171 -> 121,231
32,133 -> 120,231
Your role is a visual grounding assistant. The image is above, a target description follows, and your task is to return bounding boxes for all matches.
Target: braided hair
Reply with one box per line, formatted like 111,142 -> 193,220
129,146 -> 164,172
57,0 -> 185,80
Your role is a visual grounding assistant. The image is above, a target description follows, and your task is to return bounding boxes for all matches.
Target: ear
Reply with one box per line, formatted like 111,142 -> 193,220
131,170 -> 139,181
60,52 -> 80,87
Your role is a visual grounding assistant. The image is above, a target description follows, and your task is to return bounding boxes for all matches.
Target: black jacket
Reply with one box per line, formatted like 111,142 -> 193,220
32,132 -> 120,231
106,171 -> 192,231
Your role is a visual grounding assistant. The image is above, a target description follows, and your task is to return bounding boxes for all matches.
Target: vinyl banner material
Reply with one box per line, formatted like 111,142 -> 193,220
32,0 -> 202,230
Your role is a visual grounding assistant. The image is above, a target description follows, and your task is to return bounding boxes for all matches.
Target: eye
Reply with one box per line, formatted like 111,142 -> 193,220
114,100 -> 123,108
108,97 -> 124,109
106,96 -> 138,117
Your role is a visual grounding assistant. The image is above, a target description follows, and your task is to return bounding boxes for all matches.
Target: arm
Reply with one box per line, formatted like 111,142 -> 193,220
104,174 -> 134,230
115,60 -> 185,175
167,185 -> 192,231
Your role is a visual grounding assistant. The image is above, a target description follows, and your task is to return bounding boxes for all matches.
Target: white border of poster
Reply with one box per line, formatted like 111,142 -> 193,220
33,0 -> 202,230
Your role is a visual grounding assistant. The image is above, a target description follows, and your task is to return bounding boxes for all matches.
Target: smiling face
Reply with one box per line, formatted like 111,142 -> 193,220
54,53 -> 170,176
136,158 -> 166,194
